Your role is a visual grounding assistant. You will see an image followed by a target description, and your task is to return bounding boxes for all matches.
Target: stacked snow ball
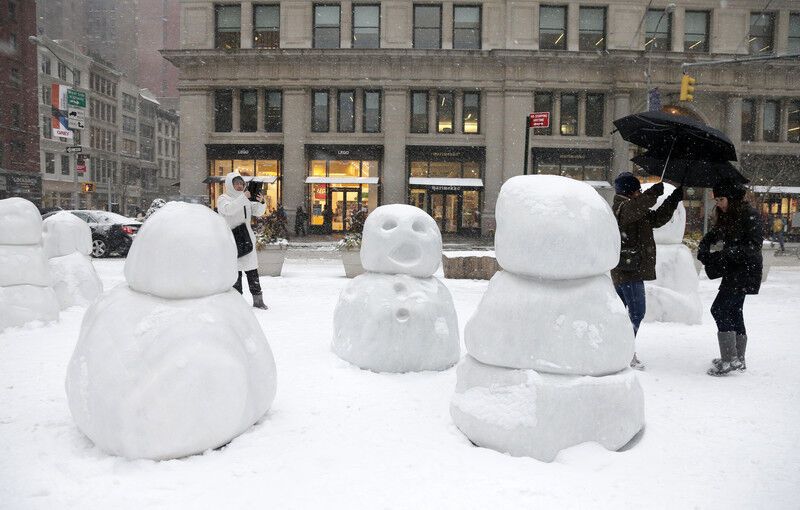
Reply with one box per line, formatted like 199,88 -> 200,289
333,204 -> 460,372
641,183 -> 702,324
0,198 -> 59,331
65,202 -> 277,460
42,212 -> 102,308
451,175 -> 644,462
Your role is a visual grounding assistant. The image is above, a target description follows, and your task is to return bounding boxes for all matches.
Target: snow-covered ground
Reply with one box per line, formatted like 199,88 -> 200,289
1,259 -> 799,509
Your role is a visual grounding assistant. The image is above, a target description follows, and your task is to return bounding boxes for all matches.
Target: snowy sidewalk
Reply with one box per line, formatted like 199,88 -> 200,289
1,259 -> 799,509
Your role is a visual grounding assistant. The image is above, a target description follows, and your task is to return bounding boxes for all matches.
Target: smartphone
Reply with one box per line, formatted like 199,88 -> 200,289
247,180 -> 263,201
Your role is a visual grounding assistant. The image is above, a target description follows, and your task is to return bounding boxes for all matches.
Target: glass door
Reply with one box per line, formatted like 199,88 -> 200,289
331,189 -> 360,232
430,192 -> 459,234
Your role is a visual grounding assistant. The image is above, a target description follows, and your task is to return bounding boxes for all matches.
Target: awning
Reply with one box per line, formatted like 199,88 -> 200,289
203,175 -> 278,184
408,178 -> 484,188
585,180 -> 612,189
304,177 -> 379,185
750,185 -> 800,195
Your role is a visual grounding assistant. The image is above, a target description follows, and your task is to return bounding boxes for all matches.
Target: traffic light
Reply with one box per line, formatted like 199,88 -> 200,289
82,182 -> 95,193
680,73 -> 696,102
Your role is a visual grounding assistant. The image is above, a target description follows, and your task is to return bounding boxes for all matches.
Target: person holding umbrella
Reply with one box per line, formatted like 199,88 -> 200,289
698,180 -> 763,376
611,172 -> 684,370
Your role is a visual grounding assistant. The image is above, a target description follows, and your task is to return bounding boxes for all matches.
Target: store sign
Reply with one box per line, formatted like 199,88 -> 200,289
337,150 -> 350,156
430,185 -> 461,192
237,149 -> 250,155
51,84 -> 73,139
529,112 -> 551,128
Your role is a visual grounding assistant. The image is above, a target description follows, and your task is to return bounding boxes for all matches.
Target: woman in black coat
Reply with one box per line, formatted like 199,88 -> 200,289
697,180 -> 763,376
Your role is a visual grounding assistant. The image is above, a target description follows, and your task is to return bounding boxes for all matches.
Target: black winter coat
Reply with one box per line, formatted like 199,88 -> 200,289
697,203 -> 763,295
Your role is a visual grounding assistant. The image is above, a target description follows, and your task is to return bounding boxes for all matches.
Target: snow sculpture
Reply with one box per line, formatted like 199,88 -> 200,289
641,183 -> 702,324
65,202 -> 277,460
0,198 -> 59,331
333,204 -> 460,372
42,212 -> 102,308
451,175 -> 644,462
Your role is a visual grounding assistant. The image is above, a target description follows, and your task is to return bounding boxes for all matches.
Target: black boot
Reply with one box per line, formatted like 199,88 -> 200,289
252,293 -> 268,310
708,332 -> 741,376
712,333 -> 748,372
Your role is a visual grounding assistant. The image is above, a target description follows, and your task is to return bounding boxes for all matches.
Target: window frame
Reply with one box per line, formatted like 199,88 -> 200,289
410,90 -> 429,134
363,90 -> 382,133
645,9 -> 672,52
462,91 -> 480,134
788,13 -> 800,54
749,12 -> 775,55
533,92 -> 554,136
684,10 -> 710,53
352,4 -> 381,49
337,90 -> 355,133
214,89 -> 233,133
313,4 -> 341,49
741,98 -> 756,142
264,89 -> 283,132
253,4 -> 281,49
239,89 -> 259,132
559,92 -> 579,137
312,90 -> 330,132
578,6 -> 606,51
788,99 -> 800,143
762,100 -> 780,142
436,90 -> 455,134
453,5 -> 482,50
539,5 -> 568,51
585,93 -> 605,137
214,4 -> 242,50
413,4 -> 442,49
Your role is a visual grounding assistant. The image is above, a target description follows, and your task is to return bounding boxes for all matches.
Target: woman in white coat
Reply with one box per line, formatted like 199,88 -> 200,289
217,172 -> 268,309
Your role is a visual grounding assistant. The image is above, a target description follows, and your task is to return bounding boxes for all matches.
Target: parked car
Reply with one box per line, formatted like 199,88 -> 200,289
42,210 -> 142,258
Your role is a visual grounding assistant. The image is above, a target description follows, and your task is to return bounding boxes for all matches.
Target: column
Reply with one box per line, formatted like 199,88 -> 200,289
232,89 -> 241,132
383,88 -> 408,205
671,7 -> 685,53
611,91 -> 631,179
502,90 -> 532,180
577,93 -> 586,137
483,90 -> 504,234
428,89 -> 437,133
354,89 -> 364,133
779,98 -> 790,143
552,93 -> 561,137
178,90 -> 210,198
454,91 -> 463,134
441,2 -> 453,49
241,2 -> 254,49
256,89 -> 265,132
282,88 -> 307,225
567,3 -> 579,52
774,9 -> 790,55
340,1 -> 352,48
724,95 -> 742,154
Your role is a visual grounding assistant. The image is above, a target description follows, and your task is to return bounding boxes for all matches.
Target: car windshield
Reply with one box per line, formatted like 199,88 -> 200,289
92,212 -> 136,224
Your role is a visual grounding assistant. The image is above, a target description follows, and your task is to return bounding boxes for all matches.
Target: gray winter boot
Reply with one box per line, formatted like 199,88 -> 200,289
712,333 -> 747,372
707,332 -> 742,376
252,293 -> 268,310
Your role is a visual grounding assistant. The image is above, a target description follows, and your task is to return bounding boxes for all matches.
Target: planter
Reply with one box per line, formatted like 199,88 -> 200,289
442,252 -> 500,280
340,249 -> 365,278
257,244 -> 288,277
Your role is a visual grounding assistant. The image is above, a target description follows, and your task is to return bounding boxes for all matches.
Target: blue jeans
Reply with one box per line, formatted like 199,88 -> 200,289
615,281 -> 646,337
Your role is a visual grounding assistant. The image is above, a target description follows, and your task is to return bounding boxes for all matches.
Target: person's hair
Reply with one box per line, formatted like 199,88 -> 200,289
712,194 -> 748,230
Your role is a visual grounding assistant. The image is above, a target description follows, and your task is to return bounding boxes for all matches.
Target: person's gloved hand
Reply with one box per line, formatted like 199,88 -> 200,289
672,185 -> 685,200
645,181 -> 665,196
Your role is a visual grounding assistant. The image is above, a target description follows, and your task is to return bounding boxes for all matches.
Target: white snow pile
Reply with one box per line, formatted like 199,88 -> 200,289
451,175 -> 644,462
333,204 -> 459,372
65,202 -> 277,460
0,198 -> 59,331
42,212 -> 102,309
641,183 -> 702,325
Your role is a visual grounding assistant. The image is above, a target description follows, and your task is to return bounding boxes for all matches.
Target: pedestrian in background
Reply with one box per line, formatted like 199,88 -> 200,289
295,205 -> 308,236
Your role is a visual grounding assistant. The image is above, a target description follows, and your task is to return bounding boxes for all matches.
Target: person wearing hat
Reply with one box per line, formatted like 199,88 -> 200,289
698,180 -> 763,376
611,172 -> 684,370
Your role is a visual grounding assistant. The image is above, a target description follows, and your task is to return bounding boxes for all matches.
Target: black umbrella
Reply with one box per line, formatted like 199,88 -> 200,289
613,111 -> 737,163
631,154 -> 749,188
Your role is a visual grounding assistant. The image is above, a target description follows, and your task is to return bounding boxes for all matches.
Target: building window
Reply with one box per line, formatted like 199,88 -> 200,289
215,4 -> 241,50
363,90 -> 381,133
10,67 -> 21,86
645,9 -> 672,51
240,89 -> 258,132
312,90 -> 330,132
540,6 -> 567,51
265,90 -> 282,132
214,89 -> 233,132
313,5 -> 341,49
45,153 -> 55,174
41,85 -> 50,105
41,55 -> 51,75
61,155 -> 70,176
253,5 -> 280,48
789,99 -> 800,143
579,7 -> 605,51
763,100 -> 780,142
352,4 -> 380,49
749,12 -> 774,54
463,91 -> 480,134
741,99 -> 756,142
58,62 -> 68,80
42,116 -> 51,139
413,4 -> 441,49
684,11 -> 709,53
410,91 -> 429,133
337,90 -> 355,132
122,115 -> 136,135
8,0 -> 16,20
453,6 -> 481,50
533,92 -> 553,136
436,91 -> 454,133
789,13 -> 800,54
73,69 -> 81,86
560,93 -> 578,136
10,104 -> 20,128
586,93 -> 605,137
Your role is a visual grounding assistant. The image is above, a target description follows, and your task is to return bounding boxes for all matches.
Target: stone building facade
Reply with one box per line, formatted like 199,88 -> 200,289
165,0 -> 800,236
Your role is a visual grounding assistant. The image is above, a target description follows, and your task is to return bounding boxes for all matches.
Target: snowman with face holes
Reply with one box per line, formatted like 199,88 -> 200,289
332,204 -> 460,373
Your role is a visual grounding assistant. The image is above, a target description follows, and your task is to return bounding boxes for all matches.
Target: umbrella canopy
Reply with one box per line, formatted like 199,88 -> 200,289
632,154 -> 749,188
614,111 -> 737,162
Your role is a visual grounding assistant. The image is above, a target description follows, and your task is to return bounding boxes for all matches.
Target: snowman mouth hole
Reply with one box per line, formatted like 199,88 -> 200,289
388,243 -> 422,267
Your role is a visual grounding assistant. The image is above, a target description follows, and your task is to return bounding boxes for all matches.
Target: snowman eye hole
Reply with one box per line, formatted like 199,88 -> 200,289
412,220 -> 427,233
382,219 -> 398,231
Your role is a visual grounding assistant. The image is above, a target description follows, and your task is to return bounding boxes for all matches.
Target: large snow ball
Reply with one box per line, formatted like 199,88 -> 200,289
0,244 -> 51,287
643,244 -> 702,325
0,197 -> 43,245
450,356 -> 645,462
43,211 -> 92,258
495,175 -> 620,279
360,204 -> 442,278
49,252 -> 103,309
643,182 -> 686,244
0,285 -> 59,331
465,271 -> 634,376
124,202 -> 238,299
332,273 -> 460,372
65,285 -> 277,460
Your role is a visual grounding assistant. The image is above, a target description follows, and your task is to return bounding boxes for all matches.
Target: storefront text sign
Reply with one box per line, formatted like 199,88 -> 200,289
529,112 -> 550,128
431,186 -> 461,192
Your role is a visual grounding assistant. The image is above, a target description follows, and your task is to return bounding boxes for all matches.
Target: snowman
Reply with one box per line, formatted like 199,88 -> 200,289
0,197 -> 59,331
65,202 -> 277,460
641,182 -> 702,324
332,204 -> 460,373
450,175 -> 644,462
42,211 -> 103,309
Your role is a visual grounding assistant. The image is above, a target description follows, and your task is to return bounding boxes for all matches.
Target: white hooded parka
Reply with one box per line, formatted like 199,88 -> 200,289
217,172 -> 267,272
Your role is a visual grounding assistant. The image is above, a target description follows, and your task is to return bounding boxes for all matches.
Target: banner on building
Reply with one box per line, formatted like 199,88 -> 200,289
51,84 -> 74,139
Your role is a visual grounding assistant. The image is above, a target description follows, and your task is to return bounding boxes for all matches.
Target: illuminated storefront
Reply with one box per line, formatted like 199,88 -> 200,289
407,146 -> 484,236
205,145 -> 282,210
305,145 -> 381,233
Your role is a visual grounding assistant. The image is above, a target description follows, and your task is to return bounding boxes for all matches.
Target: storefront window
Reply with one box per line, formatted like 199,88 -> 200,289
533,92 -> 553,135
463,161 -> 480,178
411,161 -> 428,177
329,160 -> 361,177
256,160 -> 279,175
307,154 -> 380,232
463,92 -> 480,134
311,160 -> 326,176
429,161 -> 460,177
362,160 -> 378,177
560,93 -> 578,136
437,91 -> 454,133
209,156 -> 282,212
233,159 -> 255,175
462,190 -> 480,229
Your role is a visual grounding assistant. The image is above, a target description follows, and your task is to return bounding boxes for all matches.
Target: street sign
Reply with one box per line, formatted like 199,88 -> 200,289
529,112 -> 551,128
77,162 -> 87,175
68,109 -> 85,122
66,146 -> 82,153
67,89 -> 86,109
